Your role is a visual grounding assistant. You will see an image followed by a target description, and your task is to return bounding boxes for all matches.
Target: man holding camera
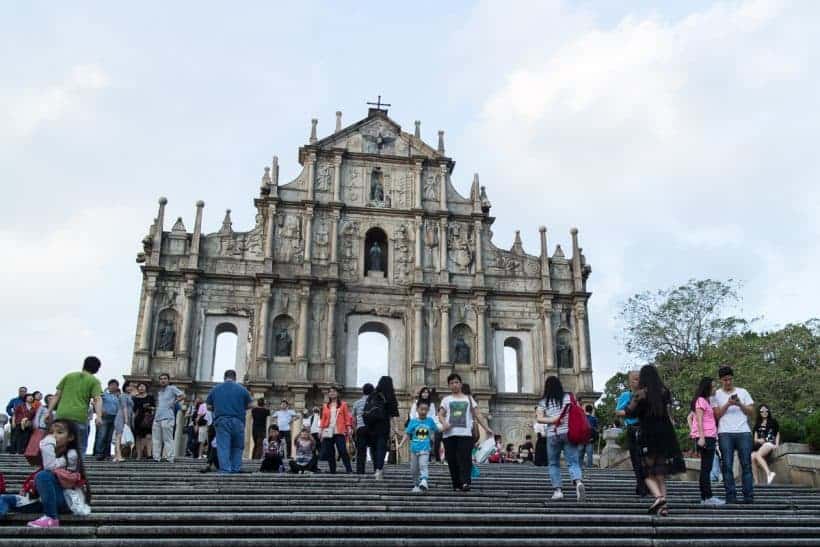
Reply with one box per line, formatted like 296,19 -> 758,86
713,365 -> 755,504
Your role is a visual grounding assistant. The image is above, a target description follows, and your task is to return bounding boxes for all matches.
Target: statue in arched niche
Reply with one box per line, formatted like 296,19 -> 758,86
156,319 -> 176,352
274,327 -> 292,357
454,335 -> 471,364
368,241 -> 384,272
370,169 -> 385,202
557,331 -> 573,369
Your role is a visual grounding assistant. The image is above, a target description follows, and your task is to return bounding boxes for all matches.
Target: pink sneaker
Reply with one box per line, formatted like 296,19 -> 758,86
27,516 -> 60,528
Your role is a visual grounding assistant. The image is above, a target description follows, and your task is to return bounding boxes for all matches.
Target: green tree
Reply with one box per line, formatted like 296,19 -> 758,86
594,371 -> 629,429
619,279 -> 748,363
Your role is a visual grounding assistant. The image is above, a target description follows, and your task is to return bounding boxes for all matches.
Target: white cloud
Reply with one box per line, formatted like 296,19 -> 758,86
1,64 -> 109,140
453,0 -> 820,388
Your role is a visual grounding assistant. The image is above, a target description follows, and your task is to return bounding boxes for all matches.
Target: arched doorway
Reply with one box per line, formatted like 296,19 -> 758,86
356,322 -> 389,386
502,337 -> 523,393
212,323 -> 238,382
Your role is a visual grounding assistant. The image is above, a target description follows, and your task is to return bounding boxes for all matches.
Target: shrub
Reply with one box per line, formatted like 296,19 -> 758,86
779,417 -> 805,443
804,412 -> 820,450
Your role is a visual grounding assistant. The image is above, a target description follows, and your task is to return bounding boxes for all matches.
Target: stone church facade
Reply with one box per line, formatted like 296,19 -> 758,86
129,106 -> 597,445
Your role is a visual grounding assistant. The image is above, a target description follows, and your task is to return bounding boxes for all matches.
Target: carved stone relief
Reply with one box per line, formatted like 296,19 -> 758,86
315,162 -> 332,194
447,223 -> 474,273
313,219 -> 330,261
275,214 -> 303,264
423,170 -> 439,201
342,165 -> 363,203
392,224 -> 413,284
423,221 -> 439,270
340,220 -> 360,280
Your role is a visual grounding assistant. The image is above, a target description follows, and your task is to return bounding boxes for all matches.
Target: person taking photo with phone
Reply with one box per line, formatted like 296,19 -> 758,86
712,365 -> 755,504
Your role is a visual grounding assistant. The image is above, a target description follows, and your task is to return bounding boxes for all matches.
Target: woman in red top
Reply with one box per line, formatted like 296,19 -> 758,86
319,386 -> 353,474
13,393 -> 36,454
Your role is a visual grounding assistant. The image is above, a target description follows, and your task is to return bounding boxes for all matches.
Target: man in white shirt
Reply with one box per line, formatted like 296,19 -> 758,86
273,400 -> 296,458
712,365 -> 755,504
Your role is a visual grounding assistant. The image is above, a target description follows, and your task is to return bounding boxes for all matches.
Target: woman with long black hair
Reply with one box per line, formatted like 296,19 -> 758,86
626,364 -> 685,516
367,376 -> 400,479
689,377 -> 723,505
752,404 -> 779,485
535,376 -> 585,501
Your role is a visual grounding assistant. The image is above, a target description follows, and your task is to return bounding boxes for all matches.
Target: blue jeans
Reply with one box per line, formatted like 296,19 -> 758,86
547,434 -> 582,489
71,421 -> 90,456
368,433 -> 388,472
581,443 -> 594,468
214,416 -> 245,473
35,470 -> 69,518
94,415 -> 116,458
718,432 -> 754,501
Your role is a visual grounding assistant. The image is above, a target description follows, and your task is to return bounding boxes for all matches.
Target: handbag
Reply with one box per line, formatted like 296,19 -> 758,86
24,429 -> 46,466
63,488 -> 92,516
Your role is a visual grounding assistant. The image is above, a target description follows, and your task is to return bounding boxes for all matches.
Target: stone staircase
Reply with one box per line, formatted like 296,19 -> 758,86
0,454 -> 818,546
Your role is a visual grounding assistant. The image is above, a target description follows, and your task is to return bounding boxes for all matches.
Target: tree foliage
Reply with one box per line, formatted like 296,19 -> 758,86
619,279 -> 748,362
607,277 -> 818,441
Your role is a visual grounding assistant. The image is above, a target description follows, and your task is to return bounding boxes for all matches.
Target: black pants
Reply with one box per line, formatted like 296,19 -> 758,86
290,455 -> 318,473
368,432 -> 388,472
443,435 -> 473,490
321,434 -> 352,473
534,434 -> 548,466
355,427 -> 369,474
280,430 -> 292,458
15,426 -> 31,455
627,425 -> 648,496
697,438 -> 716,500
432,432 -> 443,462
259,454 -> 284,472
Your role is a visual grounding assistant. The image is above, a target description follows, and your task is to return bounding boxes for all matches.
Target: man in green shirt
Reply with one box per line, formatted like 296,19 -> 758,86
47,356 -> 103,455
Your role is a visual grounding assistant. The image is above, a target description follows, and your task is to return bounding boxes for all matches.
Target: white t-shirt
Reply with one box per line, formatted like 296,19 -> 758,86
440,394 -> 477,439
273,409 -> 296,431
712,387 -> 753,434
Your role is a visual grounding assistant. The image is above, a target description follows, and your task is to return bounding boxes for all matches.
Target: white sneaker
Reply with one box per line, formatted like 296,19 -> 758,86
419,479 -> 429,491
551,489 -> 564,500
575,481 -> 586,502
411,486 -> 422,493
702,497 -> 726,506
374,470 -> 383,481
767,472 -> 776,484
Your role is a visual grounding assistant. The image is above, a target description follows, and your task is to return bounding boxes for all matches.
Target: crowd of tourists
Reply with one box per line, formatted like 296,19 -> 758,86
0,355 -> 780,528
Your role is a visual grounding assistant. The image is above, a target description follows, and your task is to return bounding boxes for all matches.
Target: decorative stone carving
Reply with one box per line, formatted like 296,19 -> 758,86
361,121 -> 397,154
314,220 -> 330,261
316,162 -> 332,193
343,166 -> 363,203
392,225 -> 413,284
557,330 -> 573,369
368,241 -> 385,272
156,309 -> 177,352
423,171 -> 439,201
447,223 -> 474,273
370,168 -> 385,202
454,335 -> 470,364
424,222 -> 439,270
340,220 -> 360,279
274,327 -> 292,357
276,214 -> 303,264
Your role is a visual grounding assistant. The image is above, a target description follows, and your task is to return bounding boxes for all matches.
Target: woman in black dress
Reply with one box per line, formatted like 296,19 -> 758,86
626,364 -> 685,516
132,383 -> 156,460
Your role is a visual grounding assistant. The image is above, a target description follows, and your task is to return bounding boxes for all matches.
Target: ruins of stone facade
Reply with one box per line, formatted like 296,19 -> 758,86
129,107 -> 598,445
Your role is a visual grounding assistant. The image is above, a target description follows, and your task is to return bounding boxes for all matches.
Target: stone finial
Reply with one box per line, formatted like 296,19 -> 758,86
172,217 -> 186,232
480,185 -> 491,213
196,200 -> 205,208
571,227 -> 579,236
511,230 -> 525,255
437,130 -> 445,154
553,244 -> 565,258
219,209 -> 233,235
261,166 -> 272,195
335,111 -> 342,133
539,226 -> 547,233
414,120 -> 421,138
309,118 -> 318,143
158,196 -> 168,205
271,155 -> 279,186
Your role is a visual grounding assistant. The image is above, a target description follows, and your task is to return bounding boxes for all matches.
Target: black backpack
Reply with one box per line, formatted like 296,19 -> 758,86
362,393 -> 386,427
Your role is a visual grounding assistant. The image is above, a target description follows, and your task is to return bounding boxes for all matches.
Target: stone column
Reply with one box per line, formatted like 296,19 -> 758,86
413,300 -> 424,364
303,207 -> 314,273
571,228 -> 582,292
439,294 -> 450,365
414,215 -> 423,280
542,299 -> 556,374
306,152 -> 316,201
151,197 -> 167,266
296,285 -> 310,378
257,289 -> 271,359
188,200 -> 204,269
178,281 -> 195,357
476,304 -> 487,367
474,220 -> 483,285
139,277 -> 157,352
325,288 -> 337,382
539,226 -> 552,291
263,203 -> 277,264
439,163 -> 448,211
413,160 -> 423,209
439,217 -> 448,282
575,301 -> 590,371
330,213 -> 339,264
332,153 -> 343,202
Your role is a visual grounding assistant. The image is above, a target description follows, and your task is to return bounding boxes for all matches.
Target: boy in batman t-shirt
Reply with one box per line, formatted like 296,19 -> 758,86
400,401 -> 439,493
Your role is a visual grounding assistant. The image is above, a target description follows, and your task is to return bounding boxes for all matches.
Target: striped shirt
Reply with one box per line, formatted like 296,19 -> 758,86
352,395 -> 368,430
538,393 -> 571,437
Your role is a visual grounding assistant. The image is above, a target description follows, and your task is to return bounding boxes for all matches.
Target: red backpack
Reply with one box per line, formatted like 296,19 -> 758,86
554,393 -> 591,445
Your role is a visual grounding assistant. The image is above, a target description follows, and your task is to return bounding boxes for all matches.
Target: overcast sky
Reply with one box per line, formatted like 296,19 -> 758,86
2,0 -> 818,405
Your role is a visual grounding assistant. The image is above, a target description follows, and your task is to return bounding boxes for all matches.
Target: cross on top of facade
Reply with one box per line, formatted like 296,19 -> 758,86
366,95 -> 391,112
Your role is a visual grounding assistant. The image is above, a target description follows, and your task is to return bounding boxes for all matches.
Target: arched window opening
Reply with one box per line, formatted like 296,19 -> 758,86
212,323 -> 238,382
364,227 -> 388,278
357,322 -> 389,386
503,337 -> 523,393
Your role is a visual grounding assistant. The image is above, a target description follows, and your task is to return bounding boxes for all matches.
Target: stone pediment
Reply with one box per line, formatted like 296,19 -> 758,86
310,111 -> 442,160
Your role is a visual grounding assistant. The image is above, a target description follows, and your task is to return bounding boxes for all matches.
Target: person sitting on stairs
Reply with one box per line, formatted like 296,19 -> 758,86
290,428 -> 319,474
259,425 -> 286,473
